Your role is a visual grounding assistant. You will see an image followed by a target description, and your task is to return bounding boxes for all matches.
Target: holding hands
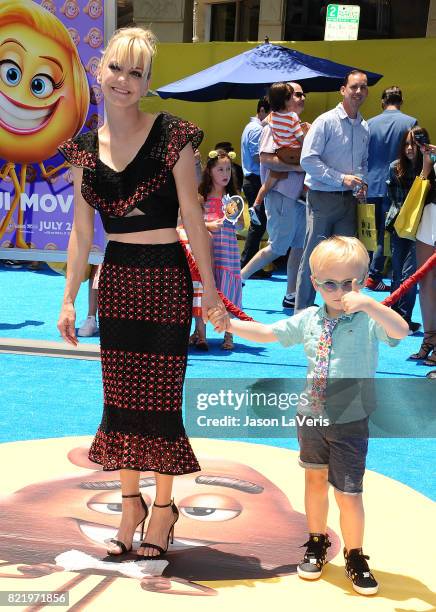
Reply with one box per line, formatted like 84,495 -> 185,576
207,304 -> 230,332
202,288 -> 229,331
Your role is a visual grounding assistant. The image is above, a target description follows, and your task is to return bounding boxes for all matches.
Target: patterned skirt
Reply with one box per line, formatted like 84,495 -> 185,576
88,241 -> 200,475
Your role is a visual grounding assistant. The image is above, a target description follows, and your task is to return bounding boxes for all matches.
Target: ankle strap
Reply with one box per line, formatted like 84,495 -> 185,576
122,493 -> 141,498
153,498 -> 174,508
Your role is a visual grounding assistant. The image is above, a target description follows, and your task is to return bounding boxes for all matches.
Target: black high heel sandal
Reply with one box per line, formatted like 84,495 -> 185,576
107,492 -> 148,555
136,499 -> 179,560
409,331 -> 436,360
423,351 -> 436,366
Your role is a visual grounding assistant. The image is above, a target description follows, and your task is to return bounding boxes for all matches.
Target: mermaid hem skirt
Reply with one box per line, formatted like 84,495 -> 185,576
87,240 -> 200,475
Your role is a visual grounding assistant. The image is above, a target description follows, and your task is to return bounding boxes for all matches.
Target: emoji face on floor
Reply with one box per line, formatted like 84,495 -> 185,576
0,444 -> 340,582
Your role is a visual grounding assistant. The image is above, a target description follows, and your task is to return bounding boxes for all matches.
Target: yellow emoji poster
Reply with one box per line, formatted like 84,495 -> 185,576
0,0 -> 106,261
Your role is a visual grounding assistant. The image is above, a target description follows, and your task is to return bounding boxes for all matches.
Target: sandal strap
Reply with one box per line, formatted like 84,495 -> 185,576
153,498 -> 174,508
138,542 -> 165,554
122,493 -> 141,498
423,353 -> 436,365
108,539 -> 129,554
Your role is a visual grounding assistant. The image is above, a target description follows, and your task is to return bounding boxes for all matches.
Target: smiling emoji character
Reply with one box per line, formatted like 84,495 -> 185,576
0,0 -> 89,164
60,0 -> 79,19
84,0 -> 103,20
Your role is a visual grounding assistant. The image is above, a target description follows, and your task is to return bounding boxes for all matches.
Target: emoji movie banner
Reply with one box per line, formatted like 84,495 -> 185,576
0,0 -> 107,262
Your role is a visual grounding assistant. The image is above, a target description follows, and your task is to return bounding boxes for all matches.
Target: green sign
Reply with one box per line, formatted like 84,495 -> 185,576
325,4 -> 360,41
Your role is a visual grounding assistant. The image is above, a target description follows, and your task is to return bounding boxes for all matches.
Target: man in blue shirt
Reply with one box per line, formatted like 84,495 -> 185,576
365,86 -> 417,292
240,97 -> 270,270
295,70 -> 370,311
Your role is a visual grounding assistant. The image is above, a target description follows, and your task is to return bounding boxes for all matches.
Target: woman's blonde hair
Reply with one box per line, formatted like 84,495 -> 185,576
309,236 -> 369,275
100,27 -> 157,79
0,0 -> 89,136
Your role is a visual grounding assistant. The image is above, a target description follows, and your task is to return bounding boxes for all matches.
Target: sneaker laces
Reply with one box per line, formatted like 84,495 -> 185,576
347,551 -> 371,574
301,536 -> 330,560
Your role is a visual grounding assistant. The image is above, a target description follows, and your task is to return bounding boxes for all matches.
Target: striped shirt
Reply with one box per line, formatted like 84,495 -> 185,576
268,111 -> 304,148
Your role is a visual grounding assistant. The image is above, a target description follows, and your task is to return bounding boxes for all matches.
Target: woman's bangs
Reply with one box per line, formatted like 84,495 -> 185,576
113,38 -> 150,74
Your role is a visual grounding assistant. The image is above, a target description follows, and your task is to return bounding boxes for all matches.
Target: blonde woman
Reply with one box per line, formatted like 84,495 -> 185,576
57,28 -> 228,560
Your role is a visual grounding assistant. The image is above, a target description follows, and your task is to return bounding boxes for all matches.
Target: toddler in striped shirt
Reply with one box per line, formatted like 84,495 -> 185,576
252,83 -> 307,215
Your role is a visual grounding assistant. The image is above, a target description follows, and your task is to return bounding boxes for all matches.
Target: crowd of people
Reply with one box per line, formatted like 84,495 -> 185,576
237,76 -> 435,370
48,69 -> 436,366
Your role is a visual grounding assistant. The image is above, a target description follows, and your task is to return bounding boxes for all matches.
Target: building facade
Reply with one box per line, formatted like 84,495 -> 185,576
118,0 -> 436,42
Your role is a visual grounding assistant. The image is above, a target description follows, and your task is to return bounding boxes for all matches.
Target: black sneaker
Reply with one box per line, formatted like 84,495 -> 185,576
297,533 -> 331,580
408,321 -> 422,336
344,547 -> 379,595
282,293 -> 296,309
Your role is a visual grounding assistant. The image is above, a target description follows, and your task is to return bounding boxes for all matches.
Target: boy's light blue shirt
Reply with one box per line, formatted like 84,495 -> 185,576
300,103 -> 369,191
270,305 -> 400,422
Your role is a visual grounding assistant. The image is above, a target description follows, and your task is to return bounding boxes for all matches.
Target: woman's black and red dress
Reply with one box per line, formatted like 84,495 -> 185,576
58,112 -> 202,474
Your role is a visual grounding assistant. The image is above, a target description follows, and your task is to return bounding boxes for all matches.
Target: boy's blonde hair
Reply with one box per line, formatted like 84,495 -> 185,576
309,236 -> 369,276
0,0 -> 89,136
100,27 -> 157,80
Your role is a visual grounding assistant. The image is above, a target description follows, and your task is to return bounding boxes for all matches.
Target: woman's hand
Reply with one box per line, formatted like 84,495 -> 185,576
421,147 -> 434,177
57,303 -> 78,346
201,287 -> 229,331
208,306 -> 230,332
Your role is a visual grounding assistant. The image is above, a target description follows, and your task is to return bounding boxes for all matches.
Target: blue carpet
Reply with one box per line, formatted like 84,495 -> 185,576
1,263 -> 435,500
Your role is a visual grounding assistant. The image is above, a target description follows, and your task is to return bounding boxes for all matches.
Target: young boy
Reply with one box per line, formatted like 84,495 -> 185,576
208,236 -> 409,595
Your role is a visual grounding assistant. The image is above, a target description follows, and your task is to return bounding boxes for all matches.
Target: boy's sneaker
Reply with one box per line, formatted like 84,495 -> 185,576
77,315 -> 98,337
365,277 -> 390,292
249,207 -> 261,226
297,533 -> 331,580
344,547 -> 379,595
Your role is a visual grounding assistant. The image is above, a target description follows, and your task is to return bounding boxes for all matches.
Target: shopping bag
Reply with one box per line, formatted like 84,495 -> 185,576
383,230 -> 391,257
357,203 -> 377,251
394,176 -> 429,240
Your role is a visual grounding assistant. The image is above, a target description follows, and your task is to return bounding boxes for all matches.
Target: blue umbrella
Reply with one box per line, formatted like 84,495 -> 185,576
157,42 -> 382,101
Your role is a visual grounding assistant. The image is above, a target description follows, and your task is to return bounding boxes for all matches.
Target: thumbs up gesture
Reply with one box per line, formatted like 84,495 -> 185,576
341,278 -> 371,314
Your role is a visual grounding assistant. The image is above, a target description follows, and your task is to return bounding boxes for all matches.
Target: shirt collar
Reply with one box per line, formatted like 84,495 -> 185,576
250,116 -> 262,125
317,303 -> 354,322
335,102 -> 363,124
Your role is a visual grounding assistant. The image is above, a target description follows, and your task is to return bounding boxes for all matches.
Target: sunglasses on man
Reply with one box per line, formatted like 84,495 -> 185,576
293,92 -> 306,99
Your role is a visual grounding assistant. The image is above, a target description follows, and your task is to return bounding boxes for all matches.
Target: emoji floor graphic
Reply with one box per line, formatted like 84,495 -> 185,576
0,437 -> 434,610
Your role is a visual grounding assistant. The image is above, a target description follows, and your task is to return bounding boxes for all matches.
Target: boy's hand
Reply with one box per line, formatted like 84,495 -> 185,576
208,306 -> 229,332
341,279 -> 372,314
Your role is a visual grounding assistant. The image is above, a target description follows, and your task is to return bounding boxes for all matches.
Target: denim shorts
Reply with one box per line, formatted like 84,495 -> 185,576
297,416 -> 369,495
264,190 -> 306,255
